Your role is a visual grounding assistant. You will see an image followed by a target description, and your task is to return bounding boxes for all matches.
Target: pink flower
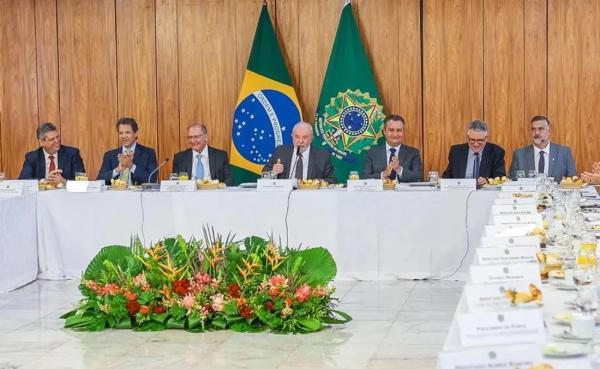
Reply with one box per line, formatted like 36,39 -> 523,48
211,293 -> 225,312
181,293 -> 196,310
269,275 -> 288,288
313,285 -> 328,297
102,283 -> 121,295
195,272 -> 212,285
294,284 -> 312,303
133,273 -> 149,290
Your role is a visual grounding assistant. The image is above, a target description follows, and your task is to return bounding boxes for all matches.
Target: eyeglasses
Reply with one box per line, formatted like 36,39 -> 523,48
187,133 -> 207,140
467,137 -> 487,144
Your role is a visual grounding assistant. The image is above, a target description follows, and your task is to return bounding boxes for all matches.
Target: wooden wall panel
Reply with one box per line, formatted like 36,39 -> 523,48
423,0 -> 484,174
549,0 -> 600,174
57,0 -> 117,179
524,0 -> 547,124
276,0 -> 301,113
35,0 -> 60,126
116,0 -> 158,153
484,0 -> 526,170
156,0 -> 180,178
0,0 -> 38,178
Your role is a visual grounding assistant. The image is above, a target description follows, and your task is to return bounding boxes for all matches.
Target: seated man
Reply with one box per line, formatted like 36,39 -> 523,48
262,121 -> 336,183
362,114 -> 422,182
172,123 -> 233,185
18,122 -> 85,185
509,115 -> 576,181
442,120 -> 506,185
97,117 -> 157,185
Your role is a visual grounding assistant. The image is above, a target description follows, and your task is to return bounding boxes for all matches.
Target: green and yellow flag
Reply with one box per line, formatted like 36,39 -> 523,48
314,0 -> 385,183
230,4 -> 302,184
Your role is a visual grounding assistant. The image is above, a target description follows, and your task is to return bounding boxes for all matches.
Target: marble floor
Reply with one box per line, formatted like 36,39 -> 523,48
0,279 -> 463,369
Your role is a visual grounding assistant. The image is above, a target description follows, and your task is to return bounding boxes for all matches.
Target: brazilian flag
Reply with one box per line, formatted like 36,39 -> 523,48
314,0 -> 385,183
230,4 -> 302,184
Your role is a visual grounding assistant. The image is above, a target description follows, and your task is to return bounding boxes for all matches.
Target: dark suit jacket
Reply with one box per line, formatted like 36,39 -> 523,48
362,144 -> 423,182
172,146 -> 233,186
509,143 -> 576,181
18,145 -> 85,180
442,142 -> 506,179
262,144 -> 337,183
97,143 -> 158,185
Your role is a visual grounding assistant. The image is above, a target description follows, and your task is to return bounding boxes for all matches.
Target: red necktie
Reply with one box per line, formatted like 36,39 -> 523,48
49,155 -> 56,172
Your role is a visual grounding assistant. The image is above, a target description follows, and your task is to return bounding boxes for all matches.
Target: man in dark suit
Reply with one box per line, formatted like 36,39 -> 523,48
509,115 -> 576,181
97,117 -> 158,185
172,123 -> 233,185
18,122 -> 85,184
362,114 -> 422,182
262,121 -> 336,183
442,120 -> 506,185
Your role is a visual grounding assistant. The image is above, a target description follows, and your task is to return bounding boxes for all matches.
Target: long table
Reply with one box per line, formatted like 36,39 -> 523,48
35,188 -> 498,281
0,194 -> 38,292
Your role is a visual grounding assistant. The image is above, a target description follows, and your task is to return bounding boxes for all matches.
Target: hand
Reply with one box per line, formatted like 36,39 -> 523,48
383,157 -> 400,178
118,153 -> 134,169
581,171 -> 600,184
47,169 -> 65,185
592,162 -> 600,175
477,176 -> 488,185
272,158 -> 284,175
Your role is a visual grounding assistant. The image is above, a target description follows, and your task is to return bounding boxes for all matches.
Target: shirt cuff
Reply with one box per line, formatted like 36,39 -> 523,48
112,169 -> 119,178
397,167 -> 403,180
131,164 -> 137,173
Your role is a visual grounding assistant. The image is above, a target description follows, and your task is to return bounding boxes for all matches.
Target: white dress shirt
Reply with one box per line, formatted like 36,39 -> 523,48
288,146 -> 310,180
43,149 -> 58,177
382,143 -> 403,179
534,143 -> 550,175
192,146 -> 211,179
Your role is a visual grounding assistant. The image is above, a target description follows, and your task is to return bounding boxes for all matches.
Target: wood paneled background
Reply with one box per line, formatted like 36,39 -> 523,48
0,0 -> 598,180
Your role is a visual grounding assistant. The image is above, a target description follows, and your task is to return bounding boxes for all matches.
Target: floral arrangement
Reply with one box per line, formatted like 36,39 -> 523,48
61,229 -> 351,333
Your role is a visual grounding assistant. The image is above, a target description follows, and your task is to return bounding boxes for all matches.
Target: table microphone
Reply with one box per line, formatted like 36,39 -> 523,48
142,158 -> 169,191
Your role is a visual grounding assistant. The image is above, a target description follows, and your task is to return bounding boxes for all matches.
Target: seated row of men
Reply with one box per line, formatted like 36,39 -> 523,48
18,114 -> 581,186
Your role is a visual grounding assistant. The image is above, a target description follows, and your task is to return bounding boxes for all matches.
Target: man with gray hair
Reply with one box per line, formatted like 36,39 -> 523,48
18,122 -> 85,184
509,115 -> 576,181
262,121 -> 336,183
442,119 -> 506,184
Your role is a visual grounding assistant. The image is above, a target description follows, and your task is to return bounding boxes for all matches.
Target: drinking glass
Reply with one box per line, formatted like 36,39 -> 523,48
178,172 -> 189,180
75,172 -> 88,181
528,170 -> 537,178
516,170 -> 525,180
169,173 -> 178,180
262,171 -> 275,179
348,171 -> 359,180
428,171 -> 439,184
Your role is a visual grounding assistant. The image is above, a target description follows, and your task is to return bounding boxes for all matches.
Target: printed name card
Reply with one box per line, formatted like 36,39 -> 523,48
464,283 -> 531,312
490,214 -> 542,226
256,179 -> 294,192
1,180 -> 38,194
160,180 -> 197,192
0,181 -> 24,197
494,197 -> 537,205
515,178 -> 542,185
438,344 -> 542,369
469,263 -> 541,286
480,235 -> 540,248
346,179 -> 383,192
439,178 -> 476,191
484,224 -> 537,237
491,204 -> 538,215
475,246 -> 538,265
66,180 -> 103,193
457,310 -> 545,347
501,184 -> 538,192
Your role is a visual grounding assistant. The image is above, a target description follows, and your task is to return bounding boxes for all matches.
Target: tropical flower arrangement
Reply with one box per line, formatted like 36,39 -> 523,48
61,229 -> 351,333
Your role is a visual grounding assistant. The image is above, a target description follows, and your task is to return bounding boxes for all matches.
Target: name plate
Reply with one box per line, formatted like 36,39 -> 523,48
458,310 -> 545,347
440,178 -> 476,191
66,180 -> 103,193
480,235 -> 540,248
497,191 -> 538,199
438,344 -> 542,369
484,224 -> 537,237
464,283 -> 531,312
256,179 -> 294,192
491,214 -> 542,226
160,180 -> 197,192
491,204 -> 538,215
2,180 -> 38,194
494,197 -> 536,205
346,179 -> 383,192
501,184 -> 538,192
469,263 -> 541,285
476,246 -> 538,265
0,182 -> 24,197
514,178 -> 542,185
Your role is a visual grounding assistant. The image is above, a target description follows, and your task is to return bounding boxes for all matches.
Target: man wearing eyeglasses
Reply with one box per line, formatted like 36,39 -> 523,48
442,120 -> 506,185
19,122 -> 85,184
509,115 -> 576,181
172,123 -> 233,185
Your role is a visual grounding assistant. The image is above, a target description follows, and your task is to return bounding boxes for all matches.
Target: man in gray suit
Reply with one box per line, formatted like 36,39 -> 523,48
262,121 -> 336,183
362,114 -> 422,182
509,115 -> 576,181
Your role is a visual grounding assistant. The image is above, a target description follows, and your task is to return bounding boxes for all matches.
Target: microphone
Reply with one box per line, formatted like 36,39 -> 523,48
288,146 -> 302,182
142,158 -> 169,191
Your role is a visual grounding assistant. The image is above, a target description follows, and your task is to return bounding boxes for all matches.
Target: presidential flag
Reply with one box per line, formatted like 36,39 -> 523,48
230,4 -> 302,184
313,0 -> 385,183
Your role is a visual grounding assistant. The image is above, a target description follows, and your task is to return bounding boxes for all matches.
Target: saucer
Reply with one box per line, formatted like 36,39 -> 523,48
542,342 -> 589,357
554,330 -> 593,342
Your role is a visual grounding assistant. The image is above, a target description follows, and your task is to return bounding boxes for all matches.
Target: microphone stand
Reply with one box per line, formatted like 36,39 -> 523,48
142,158 -> 169,191
288,146 -> 302,186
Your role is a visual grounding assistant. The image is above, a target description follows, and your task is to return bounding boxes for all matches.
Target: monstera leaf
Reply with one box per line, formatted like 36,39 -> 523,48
82,245 -> 133,282
287,247 -> 337,286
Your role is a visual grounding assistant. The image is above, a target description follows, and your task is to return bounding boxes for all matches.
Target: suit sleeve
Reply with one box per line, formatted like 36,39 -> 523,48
491,147 -> 507,178
222,152 -> 233,186
565,147 -> 577,177
97,151 -> 116,184
361,150 -> 380,179
171,153 -> 182,174
263,146 -> 282,173
132,149 -> 158,184
508,149 -> 519,180
18,154 -> 36,179
400,150 -> 423,182
322,154 -> 337,184
70,149 -> 85,180
442,148 -> 454,178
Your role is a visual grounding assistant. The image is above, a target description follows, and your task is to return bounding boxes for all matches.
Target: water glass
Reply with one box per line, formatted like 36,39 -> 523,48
262,171 -> 275,179
169,173 -> 178,180
75,172 -> 88,181
528,169 -> 537,178
348,171 -> 359,180
428,171 -> 439,184
178,172 -> 189,180
516,170 -> 525,179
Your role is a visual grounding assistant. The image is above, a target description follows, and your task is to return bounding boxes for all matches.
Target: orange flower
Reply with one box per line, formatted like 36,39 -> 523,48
123,290 -> 137,301
140,305 -> 150,315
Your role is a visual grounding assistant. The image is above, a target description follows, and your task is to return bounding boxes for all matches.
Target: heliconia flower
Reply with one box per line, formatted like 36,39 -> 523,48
182,293 -> 196,310
123,290 -> 138,301
140,305 -> 150,315
195,272 -> 212,285
269,275 -> 288,288
295,284 -> 312,303
103,283 -> 121,296
211,294 -> 225,312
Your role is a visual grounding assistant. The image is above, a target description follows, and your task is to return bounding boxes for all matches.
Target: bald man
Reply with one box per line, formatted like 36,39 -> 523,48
262,121 -> 336,183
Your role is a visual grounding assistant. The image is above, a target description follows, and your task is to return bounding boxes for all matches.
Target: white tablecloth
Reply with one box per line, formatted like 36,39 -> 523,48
36,189 -> 498,280
0,194 -> 38,292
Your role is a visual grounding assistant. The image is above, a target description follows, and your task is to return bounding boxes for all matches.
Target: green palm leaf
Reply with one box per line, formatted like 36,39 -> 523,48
82,245 -> 133,282
288,247 -> 337,286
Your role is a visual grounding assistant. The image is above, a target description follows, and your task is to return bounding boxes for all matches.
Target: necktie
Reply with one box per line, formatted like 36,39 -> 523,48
473,152 -> 480,179
48,155 -> 56,173
295,153 -> 303,180
195,154 -> 205,179
538,151 -> 545,174
389,148 -> 397,180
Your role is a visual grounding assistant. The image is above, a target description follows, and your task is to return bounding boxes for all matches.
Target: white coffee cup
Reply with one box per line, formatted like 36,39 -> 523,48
571,313 -> 595,338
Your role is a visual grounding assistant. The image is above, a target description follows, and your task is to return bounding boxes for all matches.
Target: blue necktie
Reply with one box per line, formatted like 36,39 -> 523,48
389,148 -> 397,180
195,155 -> 205,179
538,151 -> 545,174
473,152 -> 480,179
